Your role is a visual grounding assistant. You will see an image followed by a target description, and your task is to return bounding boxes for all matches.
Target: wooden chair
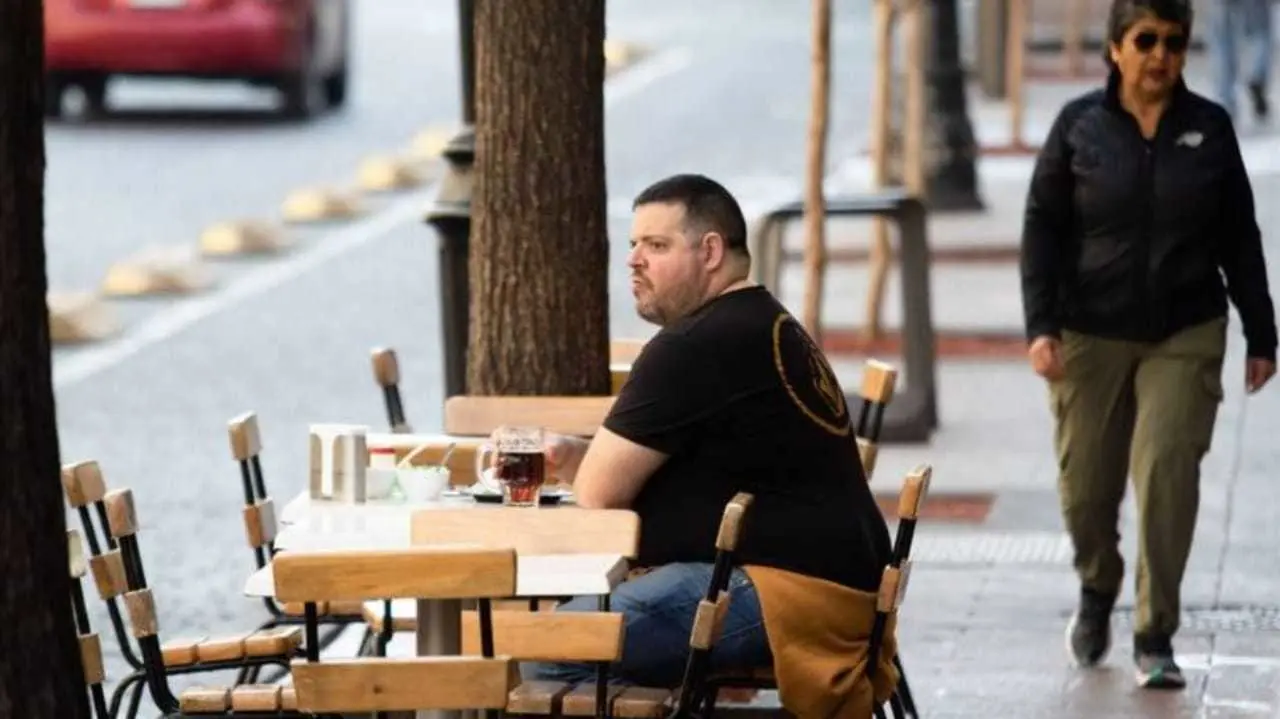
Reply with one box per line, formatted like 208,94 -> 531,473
498,495 -> 752,719
62,462 -> 300,719
409,506 -> 663,718
667,493 -> 755,719
700,465 -> 930,719
69,528 -> 111,719
226,413 -> 372,670
370,346 -> 412,433
273,546 -> 518,718
100,488 -> 304,717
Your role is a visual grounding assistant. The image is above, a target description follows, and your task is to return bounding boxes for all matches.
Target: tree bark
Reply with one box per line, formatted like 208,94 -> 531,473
0,3 -> 91,719
801,0 -> 832,341
469,0 -> 610,396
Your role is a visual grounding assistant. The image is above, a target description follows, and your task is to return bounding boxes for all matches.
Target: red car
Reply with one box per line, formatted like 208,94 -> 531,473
44,0 -> 350,119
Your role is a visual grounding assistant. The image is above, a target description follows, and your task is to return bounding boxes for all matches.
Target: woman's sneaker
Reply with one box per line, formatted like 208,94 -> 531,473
1065,588 -> 1115,667
1134,635 -> 1185,689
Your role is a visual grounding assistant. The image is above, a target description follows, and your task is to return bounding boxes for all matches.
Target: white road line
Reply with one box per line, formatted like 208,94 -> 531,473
53,46 -> 694,390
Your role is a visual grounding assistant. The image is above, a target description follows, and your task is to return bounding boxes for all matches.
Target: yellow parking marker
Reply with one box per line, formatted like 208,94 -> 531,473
280,187 -> 364,224
604,40 -> 648,76
357,155 -> 429,192
48,292 -> 121,345
101,246 -> 214,297
199,220 -> 291,257
408,126 -> 458,163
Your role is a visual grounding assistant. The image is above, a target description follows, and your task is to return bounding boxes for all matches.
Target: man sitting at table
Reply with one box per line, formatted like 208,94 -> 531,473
529,174 -> 897,715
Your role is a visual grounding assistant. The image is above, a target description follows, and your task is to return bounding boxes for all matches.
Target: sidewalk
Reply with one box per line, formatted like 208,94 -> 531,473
766,60 -> 1280,717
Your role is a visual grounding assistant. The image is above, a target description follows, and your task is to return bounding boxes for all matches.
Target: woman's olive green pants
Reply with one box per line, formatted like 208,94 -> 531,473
1049,317 -> 1226,639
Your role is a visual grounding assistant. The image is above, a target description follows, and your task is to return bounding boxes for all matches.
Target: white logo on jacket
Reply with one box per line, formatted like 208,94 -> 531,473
1176,131 -> 1204,148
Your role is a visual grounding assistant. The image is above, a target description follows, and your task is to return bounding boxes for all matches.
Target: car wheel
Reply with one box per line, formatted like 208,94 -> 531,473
280,24 -> 324,119
45,75 -> 68,118
81,75 -> 108,116
323,64 -> 347,108
324,0 -> 350,109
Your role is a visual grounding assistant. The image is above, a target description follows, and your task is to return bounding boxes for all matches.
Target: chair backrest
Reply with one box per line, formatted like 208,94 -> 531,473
61,461 -> 142,671
609,338 -> 648,364
68,529 -> 111,719
443,395 -> 615,437
273,547 -> 517,714
670,492 -> 754,716
100,488 -> 184,714
370,346 -> 412,433
410,507 -> 641,558
227,413 -> 280,567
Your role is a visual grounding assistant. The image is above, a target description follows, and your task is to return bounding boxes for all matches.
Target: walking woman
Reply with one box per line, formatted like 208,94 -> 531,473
1020,0 -> 1277,689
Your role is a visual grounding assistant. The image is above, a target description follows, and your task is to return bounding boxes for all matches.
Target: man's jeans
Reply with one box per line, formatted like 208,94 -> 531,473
1211,0 -> 1273,117
523,563 -> 772,688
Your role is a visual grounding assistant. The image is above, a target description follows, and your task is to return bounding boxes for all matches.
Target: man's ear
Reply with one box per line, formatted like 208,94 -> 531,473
701,231 -> 727,269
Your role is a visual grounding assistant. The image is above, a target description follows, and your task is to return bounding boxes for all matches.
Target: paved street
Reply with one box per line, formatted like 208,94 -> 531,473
48,1 -> 1280,717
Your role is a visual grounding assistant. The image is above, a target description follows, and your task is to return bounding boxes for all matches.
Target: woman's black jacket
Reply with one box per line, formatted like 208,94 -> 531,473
1020,72 -> 1277,361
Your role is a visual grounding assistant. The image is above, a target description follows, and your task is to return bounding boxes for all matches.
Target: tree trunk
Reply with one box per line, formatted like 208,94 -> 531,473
801,0 -> 832,341
469,0 -> 610,396
0,3 -> 91,719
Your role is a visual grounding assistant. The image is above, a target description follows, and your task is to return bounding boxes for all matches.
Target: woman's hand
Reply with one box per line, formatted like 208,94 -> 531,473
544,433 -> 590,484
1246,358 -> 1276,394
1028,335 -> 1065,381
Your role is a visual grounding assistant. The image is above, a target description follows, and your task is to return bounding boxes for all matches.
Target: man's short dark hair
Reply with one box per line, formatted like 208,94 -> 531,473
633,174 -> 750,257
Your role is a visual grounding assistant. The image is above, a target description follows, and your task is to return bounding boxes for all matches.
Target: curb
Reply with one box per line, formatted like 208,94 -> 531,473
48,292 -> 121,345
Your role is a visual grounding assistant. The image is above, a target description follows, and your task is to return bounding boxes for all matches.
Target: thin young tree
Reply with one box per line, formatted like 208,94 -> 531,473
802,0 -> 833,341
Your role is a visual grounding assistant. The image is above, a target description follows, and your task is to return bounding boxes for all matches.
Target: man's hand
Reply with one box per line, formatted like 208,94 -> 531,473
1245,357 -> 1276,394
1028,335 -> 1065,381
544,433 -> 590,484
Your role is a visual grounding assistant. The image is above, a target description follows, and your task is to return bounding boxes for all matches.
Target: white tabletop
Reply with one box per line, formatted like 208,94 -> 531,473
253,490 -> 628,601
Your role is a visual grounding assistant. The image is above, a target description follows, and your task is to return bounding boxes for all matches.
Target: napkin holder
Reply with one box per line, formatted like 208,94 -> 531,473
308,424 -> 369,502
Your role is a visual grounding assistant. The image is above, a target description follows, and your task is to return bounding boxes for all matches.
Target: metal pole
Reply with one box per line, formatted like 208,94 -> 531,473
924,0 -> 985,212
424,0 -> 477,399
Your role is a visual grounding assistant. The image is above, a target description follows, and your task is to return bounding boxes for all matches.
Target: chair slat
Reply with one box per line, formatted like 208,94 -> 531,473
79,633 -> 105,686
410,507 -> 640,558
227,412 -> 262,461
443,395 -> 614,437
88,551 -> 129,599
242,499 -> 278,549
123,589 -> 159,638
459,610 -> 624,662
61,460 -> 107,507
897,464 -> 932,520
291,657 -> 512,713
272,547 -> 516,603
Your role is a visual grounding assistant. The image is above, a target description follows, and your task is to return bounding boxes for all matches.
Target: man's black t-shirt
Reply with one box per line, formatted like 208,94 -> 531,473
603,286 -> 892,591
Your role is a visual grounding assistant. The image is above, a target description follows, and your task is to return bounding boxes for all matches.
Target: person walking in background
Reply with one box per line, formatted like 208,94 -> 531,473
1210,0 -> 1273,121
1020,0 -> 1277,690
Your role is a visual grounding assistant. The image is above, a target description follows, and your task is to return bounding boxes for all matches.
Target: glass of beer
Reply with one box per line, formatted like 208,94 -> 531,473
475,426 -> 546,507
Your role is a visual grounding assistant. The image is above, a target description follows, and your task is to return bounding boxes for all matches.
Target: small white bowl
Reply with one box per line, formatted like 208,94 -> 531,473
398,466 -> 451,503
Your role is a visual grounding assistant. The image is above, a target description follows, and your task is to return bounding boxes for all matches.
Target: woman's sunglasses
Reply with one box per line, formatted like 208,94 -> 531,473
1133,31 -> 1188,54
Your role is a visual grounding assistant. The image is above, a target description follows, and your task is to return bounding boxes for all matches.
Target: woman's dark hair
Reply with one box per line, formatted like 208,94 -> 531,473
1103,0 -> 1194,68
